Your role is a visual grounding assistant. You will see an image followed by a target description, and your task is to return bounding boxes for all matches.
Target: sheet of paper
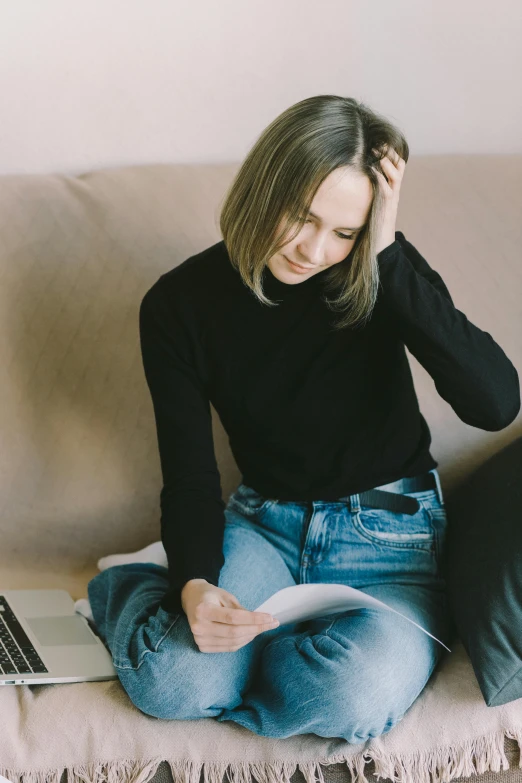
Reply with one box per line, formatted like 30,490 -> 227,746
255,583 -> 451,652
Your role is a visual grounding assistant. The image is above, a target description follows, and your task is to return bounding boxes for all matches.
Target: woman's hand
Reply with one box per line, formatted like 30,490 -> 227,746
181,579 -> 280,653
372,146 -> 406,256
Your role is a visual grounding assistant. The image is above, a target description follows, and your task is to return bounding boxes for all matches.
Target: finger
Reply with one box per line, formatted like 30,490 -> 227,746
201,605 -> 276,626
374,167 -> 393,189
388,151 -> 405,169
194,633 -> 258,649
376,159 -> 401,187
192,619 -> 278,639
383,146 -> 400,163
196,627 -> 262,641
373,147 -> 402,168
372,150 -> 393,176
378,154 -> 399,170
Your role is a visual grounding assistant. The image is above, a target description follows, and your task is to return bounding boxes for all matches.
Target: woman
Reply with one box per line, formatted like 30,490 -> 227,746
85,95 -> 520,742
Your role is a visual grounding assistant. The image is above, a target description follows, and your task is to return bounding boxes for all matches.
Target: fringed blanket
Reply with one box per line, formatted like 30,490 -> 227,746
1,640 -> 521,783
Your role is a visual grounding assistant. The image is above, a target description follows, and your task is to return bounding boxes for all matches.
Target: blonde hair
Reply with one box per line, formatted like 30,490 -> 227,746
219,95 -> 409,330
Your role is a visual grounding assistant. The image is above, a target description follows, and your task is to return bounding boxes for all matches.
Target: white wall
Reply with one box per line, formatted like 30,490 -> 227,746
0,0 -> 520,176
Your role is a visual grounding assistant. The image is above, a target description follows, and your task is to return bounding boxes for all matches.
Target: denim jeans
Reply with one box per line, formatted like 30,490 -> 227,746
88,467 -> 453,743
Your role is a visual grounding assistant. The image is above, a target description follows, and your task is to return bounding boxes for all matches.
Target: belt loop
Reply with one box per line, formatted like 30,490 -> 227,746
349,493 -> 361,513
431,469 -> 445,506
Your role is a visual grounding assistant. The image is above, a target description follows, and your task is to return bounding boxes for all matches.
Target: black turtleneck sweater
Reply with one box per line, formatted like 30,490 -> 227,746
138,231 -> 520,615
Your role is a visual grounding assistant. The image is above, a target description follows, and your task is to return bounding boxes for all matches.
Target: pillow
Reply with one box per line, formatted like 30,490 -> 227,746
444,435 -> 522,707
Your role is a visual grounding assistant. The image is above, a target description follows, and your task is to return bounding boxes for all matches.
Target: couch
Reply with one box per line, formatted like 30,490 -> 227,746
0,156 -> 521,783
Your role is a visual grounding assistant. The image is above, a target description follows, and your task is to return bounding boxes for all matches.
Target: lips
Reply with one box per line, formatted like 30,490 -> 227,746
286,257 -> 314,271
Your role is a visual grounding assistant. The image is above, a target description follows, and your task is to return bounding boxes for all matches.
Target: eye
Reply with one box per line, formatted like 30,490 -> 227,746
299,218 -> 355,242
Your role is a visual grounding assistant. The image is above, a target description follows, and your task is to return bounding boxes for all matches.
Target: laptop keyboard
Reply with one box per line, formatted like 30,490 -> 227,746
0,596 -> 48,675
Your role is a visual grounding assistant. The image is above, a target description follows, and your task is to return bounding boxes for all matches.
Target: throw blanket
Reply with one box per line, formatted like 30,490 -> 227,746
1,640 -> 522,783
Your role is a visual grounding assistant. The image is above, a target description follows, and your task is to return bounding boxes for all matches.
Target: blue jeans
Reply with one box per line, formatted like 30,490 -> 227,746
88,468 -> 453,743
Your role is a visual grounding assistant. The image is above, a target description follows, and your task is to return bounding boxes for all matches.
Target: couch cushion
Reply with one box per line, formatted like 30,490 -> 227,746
445,436 -> 522,706
0,159 -> 520,577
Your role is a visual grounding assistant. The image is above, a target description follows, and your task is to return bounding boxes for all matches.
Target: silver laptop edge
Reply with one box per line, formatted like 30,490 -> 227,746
0,589 -> 117,685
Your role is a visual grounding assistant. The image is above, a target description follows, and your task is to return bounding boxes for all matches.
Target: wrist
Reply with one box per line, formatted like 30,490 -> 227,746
376,232 -> 397,256
377,234 -> 400,259
182,578 -> 209,593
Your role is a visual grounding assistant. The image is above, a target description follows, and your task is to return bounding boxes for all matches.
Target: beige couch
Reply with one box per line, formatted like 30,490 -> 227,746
0,157 -> 521,783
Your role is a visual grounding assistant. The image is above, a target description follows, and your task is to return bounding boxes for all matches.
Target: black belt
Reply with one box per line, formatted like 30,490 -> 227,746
354,472 -> 437,515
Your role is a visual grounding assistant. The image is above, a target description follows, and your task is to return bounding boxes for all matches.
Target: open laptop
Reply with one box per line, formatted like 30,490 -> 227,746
0,589 -> 117,685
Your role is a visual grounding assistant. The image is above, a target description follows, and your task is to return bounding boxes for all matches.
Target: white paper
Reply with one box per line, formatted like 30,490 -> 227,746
0,775 -> 15,783
255,583 -> 451,652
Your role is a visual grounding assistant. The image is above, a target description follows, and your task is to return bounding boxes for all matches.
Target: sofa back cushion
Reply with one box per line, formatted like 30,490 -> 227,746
445,436 -> 522,706
0,159 -> 520,573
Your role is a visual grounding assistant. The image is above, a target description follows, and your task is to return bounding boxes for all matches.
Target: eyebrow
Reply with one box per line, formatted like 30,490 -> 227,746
307,210 -> 365,232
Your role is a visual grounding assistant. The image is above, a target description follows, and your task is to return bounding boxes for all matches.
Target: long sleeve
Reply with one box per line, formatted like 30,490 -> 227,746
139,279 -> 226,616
376,231 -> 520,431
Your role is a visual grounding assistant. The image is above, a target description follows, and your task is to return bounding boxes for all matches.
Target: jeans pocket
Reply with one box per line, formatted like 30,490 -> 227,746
227,483 -> 278,520
424,500 -> 449,570
353,495 -> 436,553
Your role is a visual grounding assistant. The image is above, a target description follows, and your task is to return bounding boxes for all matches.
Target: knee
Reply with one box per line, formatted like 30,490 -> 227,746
324,679 -> 401,738
116,653 -> 218,720
115,634 -> 244,721
267,633 -> 405,742
327,690 -> 403,744
121,670 -> 204,720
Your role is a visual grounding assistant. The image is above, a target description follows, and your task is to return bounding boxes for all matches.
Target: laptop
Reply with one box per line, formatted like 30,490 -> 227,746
0,589 -> 117,685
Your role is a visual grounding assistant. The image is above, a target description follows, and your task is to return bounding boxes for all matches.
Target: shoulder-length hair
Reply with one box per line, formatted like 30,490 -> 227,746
219,95 -> 409,331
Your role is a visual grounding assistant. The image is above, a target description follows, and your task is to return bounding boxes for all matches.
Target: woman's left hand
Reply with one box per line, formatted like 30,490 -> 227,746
372,146 -> 406,256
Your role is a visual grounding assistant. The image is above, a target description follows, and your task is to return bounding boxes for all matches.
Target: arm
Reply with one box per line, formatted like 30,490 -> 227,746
139,279 -> 226,615
377,231 -> 520,431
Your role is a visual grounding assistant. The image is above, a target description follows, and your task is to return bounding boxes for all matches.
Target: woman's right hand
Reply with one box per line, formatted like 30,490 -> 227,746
181,579 -> 280,653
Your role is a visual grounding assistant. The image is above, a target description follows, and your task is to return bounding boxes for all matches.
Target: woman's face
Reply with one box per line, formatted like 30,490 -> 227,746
268,166 -> 373,283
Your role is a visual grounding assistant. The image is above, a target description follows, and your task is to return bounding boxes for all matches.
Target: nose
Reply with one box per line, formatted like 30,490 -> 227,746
297,232 -> 327,267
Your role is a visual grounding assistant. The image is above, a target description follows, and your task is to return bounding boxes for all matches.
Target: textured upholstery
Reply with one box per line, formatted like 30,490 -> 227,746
1,157 -> 521,783
1,158 -> 521,586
